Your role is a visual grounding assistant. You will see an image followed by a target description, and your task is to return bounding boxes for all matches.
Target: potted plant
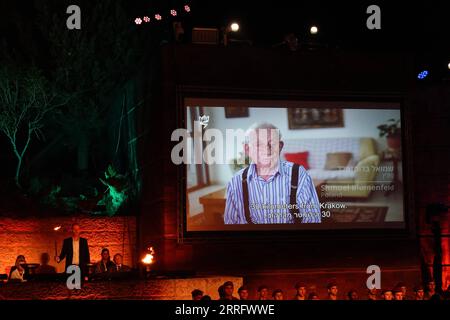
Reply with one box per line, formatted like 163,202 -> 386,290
230,152 -> 250,173
377,119 -> 401,149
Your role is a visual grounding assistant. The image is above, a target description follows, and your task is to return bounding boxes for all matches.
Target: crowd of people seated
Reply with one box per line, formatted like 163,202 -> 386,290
3,223 -> 450,301
6,250 -> 132,283
4,251 -> 450,301
4,223 -> 133,283
8,253 -> 57,282
191,280 -> 450,301
94,249 -> 131,274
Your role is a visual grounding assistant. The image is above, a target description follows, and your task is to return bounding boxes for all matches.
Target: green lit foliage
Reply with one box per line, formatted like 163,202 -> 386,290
0,66 -> 67,188
98,165 -> 129,216
46,185 -> 62,207
28,177 -> 63,208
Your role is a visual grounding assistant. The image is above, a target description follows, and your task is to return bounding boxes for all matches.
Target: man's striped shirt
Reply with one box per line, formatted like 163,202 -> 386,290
224,161 -> 321,224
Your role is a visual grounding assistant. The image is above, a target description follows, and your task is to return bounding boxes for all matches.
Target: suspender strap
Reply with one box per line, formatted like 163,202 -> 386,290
242,164 -> 301,224
241,166 -> 253,224
289,164 -> 302,223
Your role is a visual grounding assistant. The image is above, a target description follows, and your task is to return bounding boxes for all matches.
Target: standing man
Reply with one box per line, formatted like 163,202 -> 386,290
55,223 -> 90,275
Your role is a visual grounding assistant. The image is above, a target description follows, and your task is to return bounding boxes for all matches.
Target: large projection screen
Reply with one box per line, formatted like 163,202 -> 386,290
179,98 -> 407,233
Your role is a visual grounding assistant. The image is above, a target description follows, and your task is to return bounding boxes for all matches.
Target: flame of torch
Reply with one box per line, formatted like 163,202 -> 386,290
54,226 -> 61,231
142,247 -> 155,265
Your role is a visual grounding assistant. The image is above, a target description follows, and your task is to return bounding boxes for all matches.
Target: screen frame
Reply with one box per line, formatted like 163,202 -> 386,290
176,86 -> 416,243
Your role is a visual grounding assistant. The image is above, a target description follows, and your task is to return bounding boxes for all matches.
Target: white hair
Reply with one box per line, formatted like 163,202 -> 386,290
244,122 -> 282,144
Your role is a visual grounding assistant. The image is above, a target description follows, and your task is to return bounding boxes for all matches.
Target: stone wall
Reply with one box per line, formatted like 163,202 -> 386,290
0,276 -> 243,300
0,215 -> 136,274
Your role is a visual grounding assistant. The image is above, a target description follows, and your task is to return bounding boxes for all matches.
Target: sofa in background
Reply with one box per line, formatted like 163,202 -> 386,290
281,137 -> 380,199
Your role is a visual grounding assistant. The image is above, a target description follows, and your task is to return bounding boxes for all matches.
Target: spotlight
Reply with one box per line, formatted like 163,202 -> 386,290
155,14 -> 162,21
134,17 -> 142,25
417,70 -> 429,79
230,22 -> 240,32
184,5 -> 191,13
310,25 -> 318,35
143,16 -> 150,23
171,9 -> 177,17
448,62 -> 450,70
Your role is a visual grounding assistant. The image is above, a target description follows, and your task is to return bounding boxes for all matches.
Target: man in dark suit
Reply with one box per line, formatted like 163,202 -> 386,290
55,223 -> 90,274
113,253 -> 131,272
94,248 -> 116,273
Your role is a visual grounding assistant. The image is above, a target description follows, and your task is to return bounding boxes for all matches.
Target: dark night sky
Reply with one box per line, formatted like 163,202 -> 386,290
0,0 -> 448,199
187,0 -> 450,52
1,0 -> 449,52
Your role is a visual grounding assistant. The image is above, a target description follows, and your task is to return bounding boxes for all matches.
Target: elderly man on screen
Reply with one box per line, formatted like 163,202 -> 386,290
224,122 -> 321,224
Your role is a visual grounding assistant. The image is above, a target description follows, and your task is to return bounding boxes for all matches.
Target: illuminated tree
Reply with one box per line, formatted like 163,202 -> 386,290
0,66 -> 67,187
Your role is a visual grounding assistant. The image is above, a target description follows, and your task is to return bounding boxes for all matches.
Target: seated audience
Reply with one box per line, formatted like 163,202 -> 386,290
326,282 -> 338,300
424,280 -> 440,300
95,248 -> 116,273
393,287 -> 403,300
238,286 -> 249,300
347,290 -> 359,300
189,277 -> 444,301
307,292 -> 319,300
9,255 -> 27,282
257,285 -> 269,300
294,282 -> 307,300
395,282 -> 409,300
218,285 -> 225,300
191,289 -> 203,300
201,295 -> 212,301
221,281 -> 239,300
367,287 -> 378,300
413,285 -> 425,300
381,289 -> 393,300
35,253 -> 56,274
272,289 -> 284,300
113,253 -> 131,272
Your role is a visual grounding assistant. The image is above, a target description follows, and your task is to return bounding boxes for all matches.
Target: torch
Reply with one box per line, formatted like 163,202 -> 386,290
142,246 -> 155,276
53,226 -> 61,257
